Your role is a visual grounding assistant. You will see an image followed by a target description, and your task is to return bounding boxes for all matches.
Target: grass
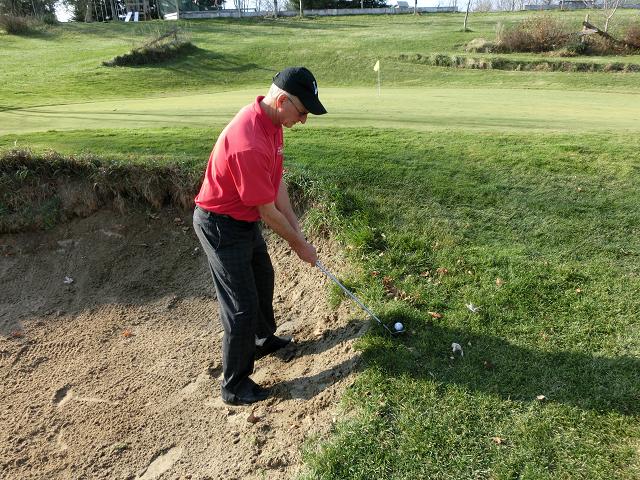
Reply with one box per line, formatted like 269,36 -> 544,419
2,11 -> 640,110
2,10 -> 639,479
2,86 -> 640,134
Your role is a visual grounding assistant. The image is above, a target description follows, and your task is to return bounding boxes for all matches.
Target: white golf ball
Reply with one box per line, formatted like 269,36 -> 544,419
394,322 -> 404,332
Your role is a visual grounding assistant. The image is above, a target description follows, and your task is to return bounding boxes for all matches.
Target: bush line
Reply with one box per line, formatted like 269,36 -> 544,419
398,53 -> 640,73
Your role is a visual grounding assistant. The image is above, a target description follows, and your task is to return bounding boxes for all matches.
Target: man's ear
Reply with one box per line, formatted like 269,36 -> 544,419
276,94 -> 287,109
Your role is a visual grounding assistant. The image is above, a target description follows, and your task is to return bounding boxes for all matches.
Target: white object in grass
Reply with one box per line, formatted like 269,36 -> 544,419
452,342 -> 464,357
394,322 -> 404,332
466,303 -> 480,313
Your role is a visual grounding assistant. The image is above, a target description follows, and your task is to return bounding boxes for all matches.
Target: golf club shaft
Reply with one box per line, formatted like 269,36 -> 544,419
315,260 -> 393,334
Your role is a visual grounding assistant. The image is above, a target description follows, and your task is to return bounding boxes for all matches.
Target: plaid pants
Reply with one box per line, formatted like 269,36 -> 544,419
193,206 -> 276,396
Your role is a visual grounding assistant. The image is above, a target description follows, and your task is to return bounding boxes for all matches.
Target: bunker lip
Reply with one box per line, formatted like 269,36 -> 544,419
1,207 -> 363,479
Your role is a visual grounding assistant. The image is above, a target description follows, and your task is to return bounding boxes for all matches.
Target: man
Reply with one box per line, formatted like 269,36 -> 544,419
193,67 -> 327,406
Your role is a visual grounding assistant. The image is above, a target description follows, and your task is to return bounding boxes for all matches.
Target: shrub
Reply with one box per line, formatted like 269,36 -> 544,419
465,38 -> 495,53
103,28 -> 198,67
40,12 -> 58,25
624,23 -> 640,49
497,15 -> 572,53
104,42 -> 197,67
585,35 -> 623,55
0,15 -> 31,35
429,53 -> 453,67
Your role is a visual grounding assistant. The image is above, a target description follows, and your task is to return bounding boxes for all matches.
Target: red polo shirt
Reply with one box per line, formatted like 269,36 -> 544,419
195,96 -> 284,222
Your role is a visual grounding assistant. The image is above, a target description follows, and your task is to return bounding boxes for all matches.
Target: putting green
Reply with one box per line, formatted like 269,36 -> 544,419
2,87 -> 640,134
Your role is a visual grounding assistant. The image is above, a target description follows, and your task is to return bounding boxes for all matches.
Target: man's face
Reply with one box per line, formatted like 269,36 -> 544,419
279,93 -> 309,128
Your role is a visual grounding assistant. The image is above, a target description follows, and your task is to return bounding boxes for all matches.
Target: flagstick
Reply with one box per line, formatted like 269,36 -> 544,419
377,68 -> 381,97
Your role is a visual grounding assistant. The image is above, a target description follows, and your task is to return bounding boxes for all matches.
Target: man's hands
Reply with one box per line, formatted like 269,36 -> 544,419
258,201 -> 317,266
289,237 -> 317,265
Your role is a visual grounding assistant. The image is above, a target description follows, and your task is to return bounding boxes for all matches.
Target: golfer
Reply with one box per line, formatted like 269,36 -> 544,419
193,67 -> 327,406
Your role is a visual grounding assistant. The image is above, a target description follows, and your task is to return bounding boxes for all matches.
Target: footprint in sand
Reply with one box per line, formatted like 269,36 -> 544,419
136,446 -> 183,480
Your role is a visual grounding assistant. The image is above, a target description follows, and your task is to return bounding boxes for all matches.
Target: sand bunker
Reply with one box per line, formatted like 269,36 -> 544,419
0,208 -> 364,479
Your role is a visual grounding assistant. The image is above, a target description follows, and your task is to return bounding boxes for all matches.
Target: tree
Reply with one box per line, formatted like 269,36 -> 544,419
463,0 -> 471,30
0,0 -> 56,16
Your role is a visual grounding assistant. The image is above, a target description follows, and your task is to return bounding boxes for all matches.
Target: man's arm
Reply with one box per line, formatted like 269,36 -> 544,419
258,201 -> 317,265
275,180 -> 301,234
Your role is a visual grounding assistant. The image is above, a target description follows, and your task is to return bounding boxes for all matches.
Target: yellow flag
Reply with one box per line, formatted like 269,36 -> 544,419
373,60 -> 380,72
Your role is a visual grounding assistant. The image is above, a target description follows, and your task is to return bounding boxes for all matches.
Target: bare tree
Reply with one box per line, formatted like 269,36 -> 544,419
463,0 -> 472,30
601,0 -> 625,32
475,0 -> 492,11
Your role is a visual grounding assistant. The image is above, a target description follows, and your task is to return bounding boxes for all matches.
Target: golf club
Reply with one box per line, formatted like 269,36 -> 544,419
315,260 -> 404,335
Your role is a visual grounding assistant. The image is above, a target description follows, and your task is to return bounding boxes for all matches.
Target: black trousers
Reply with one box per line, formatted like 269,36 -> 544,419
193,206 -> 276,397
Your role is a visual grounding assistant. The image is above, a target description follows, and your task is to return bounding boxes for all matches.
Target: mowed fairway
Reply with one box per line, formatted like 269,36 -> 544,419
3,87 -> 640,134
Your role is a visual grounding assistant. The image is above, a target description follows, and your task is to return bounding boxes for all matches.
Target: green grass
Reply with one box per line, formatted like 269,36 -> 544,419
2,10 -> 640,479
1,86 -> 640,134
2,11 -> 640,110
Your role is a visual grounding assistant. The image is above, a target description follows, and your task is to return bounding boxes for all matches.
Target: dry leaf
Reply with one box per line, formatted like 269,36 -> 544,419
370,271 -> 379,277
496,277 -> 505,287
122,329 -> 134,338
575,288 -> 582,293
428,311 -> 443,319
420,271 -> 431,277
483,360 -> 495,370
247,409 -> 261,424
536,395 -> 547,402
10,330 -> 24,339
436,267 -> 449,275
491,436 -> 504,445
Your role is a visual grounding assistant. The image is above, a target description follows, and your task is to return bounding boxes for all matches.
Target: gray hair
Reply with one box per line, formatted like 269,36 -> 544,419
267,83 -> 299,103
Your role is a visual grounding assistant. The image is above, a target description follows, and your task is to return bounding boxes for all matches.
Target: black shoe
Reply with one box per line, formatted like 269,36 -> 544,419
222,384 -> 270,406
255,335 -> 293,360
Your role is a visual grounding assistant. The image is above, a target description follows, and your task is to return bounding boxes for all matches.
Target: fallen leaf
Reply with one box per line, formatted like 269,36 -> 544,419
247,409 -> 261,424
491,436 -> 504,445
10,330 -> 24,339
420,271 -> 431,277
575,288 -> 582,293
63,276 -> 74,285
496,277 -> 505,287
122,329 -> 134,338
436,267 -> 449,275
536,395 -> 547,402
370,271 -> 379,277
428,311 -> 443,319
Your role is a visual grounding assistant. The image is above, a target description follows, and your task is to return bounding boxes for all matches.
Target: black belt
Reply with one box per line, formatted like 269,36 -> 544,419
196,205 -> 256,224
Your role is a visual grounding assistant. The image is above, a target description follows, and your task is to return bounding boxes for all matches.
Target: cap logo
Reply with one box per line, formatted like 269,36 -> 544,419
313,81 -> 318,95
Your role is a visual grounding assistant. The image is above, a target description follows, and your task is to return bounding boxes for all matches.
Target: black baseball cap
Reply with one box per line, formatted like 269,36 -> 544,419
273,66 -> 327,116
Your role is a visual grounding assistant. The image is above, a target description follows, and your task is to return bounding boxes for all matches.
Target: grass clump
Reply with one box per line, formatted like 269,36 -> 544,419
103,28 -> 197,67
0,14 -> 31,35
0,149 -> 200,233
